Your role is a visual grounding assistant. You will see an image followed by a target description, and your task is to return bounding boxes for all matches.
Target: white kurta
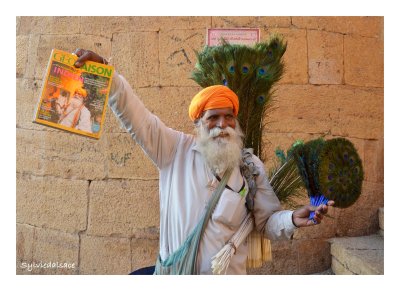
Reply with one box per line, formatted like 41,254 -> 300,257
108,72 -> 297,274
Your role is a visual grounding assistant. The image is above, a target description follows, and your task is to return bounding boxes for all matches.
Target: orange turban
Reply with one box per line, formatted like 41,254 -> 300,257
188,85 -> 239,121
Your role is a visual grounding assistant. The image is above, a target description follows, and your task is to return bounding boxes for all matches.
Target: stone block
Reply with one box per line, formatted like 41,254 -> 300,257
264,85 -> 340,135
292,16 -> 383,38
17,128 -> 108,180
16,173 -> 88,233
87,179 -> 160,237
330,86 -> 383,139
157,16 -> 211,30
266,28 -> 308,84
31,227 -> 79,275
17,16 -> 81,35
131,238 -> 159,271
159,29 -> 205,87
364,139 -> 384,183
140,86 -> 201,134
308,30 -> 343,84
16,78 -> 50,131
32,34 -> 111,80
105,132 -> 158,179
16,223 -> 35,274
21,35 -> 41,80
344,34 -> 383,87
331,256 -> 354,275
16,36 -> 29,78
212,16 -> 291,28
112,32 -> 159,88
336,188 -> 383,236
330,235 -> 383,274
248,239 -> 299,274
297,239 -> 331,274
80,235 -> 131,274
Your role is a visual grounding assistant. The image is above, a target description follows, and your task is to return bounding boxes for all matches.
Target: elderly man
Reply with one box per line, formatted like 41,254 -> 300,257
73,49 -> 333,275
58,87 -> 92,133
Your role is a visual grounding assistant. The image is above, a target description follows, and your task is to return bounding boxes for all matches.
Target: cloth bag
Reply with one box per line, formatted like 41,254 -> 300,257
154,168 -> 233,275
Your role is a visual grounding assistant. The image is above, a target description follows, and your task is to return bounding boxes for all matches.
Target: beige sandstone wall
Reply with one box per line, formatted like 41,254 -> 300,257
16,16 -> 383,275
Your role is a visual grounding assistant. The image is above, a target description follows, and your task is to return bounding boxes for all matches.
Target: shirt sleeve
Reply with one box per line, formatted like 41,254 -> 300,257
251,155 -> 298,240
108,71 -> 181,169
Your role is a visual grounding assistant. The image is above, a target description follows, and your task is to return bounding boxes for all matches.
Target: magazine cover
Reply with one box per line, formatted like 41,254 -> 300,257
33,49 -> 114,139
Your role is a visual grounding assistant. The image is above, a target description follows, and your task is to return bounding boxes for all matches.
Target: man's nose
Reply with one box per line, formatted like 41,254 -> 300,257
217,117 -> 228,129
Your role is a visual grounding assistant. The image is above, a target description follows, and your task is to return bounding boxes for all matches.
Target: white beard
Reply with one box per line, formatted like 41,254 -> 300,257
196,121 -> 244,175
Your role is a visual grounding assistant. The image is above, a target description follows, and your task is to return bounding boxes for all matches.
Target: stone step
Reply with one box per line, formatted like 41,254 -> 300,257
329,234 -> 384,275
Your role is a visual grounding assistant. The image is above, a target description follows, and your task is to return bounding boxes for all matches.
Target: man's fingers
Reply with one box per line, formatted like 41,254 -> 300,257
327,200 -> 335,207
72,49 -> 105,68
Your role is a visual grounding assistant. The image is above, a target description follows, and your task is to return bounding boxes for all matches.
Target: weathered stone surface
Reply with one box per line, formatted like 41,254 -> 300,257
364,139 -> 384,183
16,36 -> 29,78
140,86 -> 201,134
16,173 -> 88,233
79,235 -> 131,274
292,16 -> 383,38
264,84 -> 338,135
87,179 -> 160,237
159,29 -> 205,87
266,85 -> 383,140
16,128 -> 108,180
335,200 -> 381,237
248,240 -> 299,274
298,239 -> 331,274
112,32 -> 159,88
80,16 -> 211,36
344,34 -> 383,87
157,16 -> 211,30
212,16 -> 291,28
331,87 -> 383,139
308,30 -> 343,84
105,132 -> 158,179
16,78 -> 51,131
331,256 -> 354,275
21,35 -> 41,80
266,28 -> 308,84
330,234 -> 383,274
31,227 -> 79,275
16,224 -> 35,274
17,16 -> 81,35
31,34 -> 111,80
131,238 -> 159,271
379,207 -> 384,231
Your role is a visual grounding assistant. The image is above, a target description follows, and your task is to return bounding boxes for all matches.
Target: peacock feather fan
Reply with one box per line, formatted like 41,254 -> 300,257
318,138 -> 364,208
191,34 -> 287,160
292,137 -> 364,221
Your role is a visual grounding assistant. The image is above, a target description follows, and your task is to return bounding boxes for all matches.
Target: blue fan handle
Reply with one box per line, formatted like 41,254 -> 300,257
309,194 -> 329,224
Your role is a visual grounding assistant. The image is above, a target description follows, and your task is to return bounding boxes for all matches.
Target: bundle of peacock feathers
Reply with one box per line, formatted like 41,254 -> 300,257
191,34 -> 287,160
292,137 -> 364,221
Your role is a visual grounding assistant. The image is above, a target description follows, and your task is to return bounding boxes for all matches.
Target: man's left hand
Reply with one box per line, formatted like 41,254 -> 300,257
292,200 -> 334,227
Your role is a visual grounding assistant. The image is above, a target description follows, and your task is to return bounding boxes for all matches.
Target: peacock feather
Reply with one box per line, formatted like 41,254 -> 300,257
292,137 -> 364,221
318,138 -> 364,208
191,34 -> 287,160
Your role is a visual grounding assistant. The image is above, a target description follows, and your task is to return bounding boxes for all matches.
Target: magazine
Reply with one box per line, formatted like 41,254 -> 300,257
33,49 -> 114,139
